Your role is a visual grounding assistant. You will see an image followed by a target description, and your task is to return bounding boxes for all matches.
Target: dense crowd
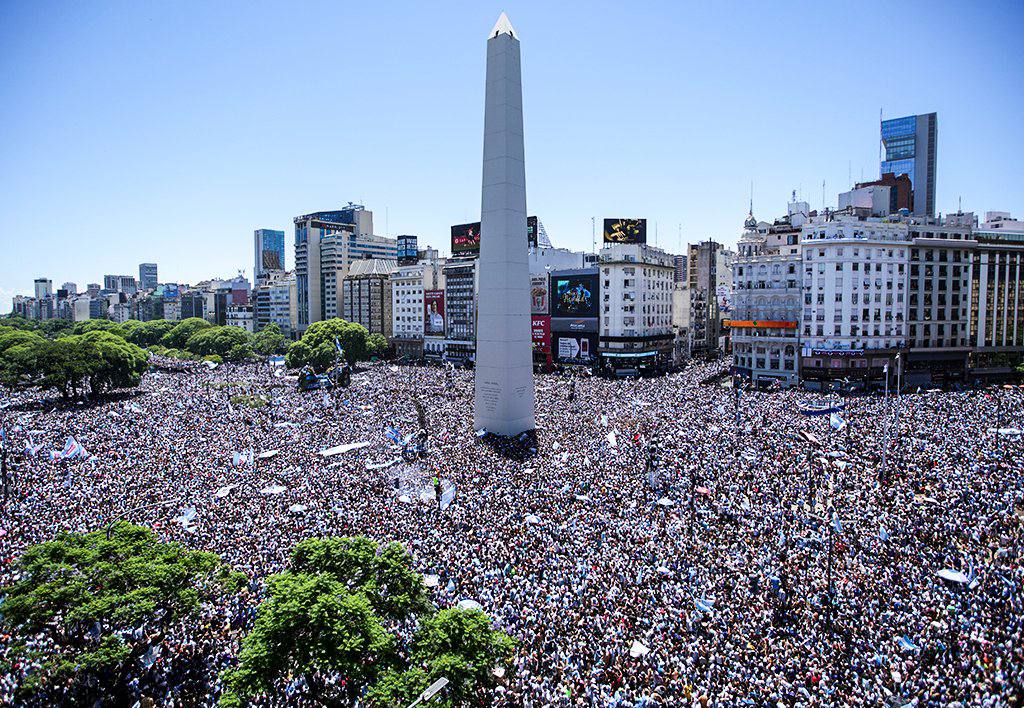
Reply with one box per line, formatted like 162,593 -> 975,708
0,357 -> 1021,706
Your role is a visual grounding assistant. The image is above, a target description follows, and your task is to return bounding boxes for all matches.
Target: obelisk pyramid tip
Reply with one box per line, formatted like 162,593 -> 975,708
490,12 -> 516,39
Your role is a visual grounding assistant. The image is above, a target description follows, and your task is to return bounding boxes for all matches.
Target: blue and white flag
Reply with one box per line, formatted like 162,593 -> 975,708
831,512 -> 842,534
385,426 -> 403,445
231,451 -> 249,467
897,635 -> 919,652
53,436 -> 87,460
879,525 -> 890,541
829,412 -> 846,430
440,484 -> 457,511
25,438 -> 44,457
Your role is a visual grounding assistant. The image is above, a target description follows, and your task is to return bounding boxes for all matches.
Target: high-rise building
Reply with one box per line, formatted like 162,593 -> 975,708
254,229 -> 286,282
34,278 -> 52,301
673,254 -> 687,284
103,275 -> 138,295
62,282 -> 78,296
687,241 -> 733,357
253,271 -> 294,338
881,112 -> 937,217
342,259 -> 396,338
139,263 -> 158,291
391,250 -> 445,361
293,205 -> 397,333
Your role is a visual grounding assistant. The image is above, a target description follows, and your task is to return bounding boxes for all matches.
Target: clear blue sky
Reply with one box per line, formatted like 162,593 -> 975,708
2,0 -> 1021,300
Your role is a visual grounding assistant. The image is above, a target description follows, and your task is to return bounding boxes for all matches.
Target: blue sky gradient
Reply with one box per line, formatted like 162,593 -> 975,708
1,0 -> 1021,299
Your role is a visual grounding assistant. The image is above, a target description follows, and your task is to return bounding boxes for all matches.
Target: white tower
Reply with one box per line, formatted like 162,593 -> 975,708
473,12 -> 535,436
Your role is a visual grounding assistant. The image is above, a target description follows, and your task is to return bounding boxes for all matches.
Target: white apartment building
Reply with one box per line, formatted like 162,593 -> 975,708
391,253 -> 445,360
731,201 -> 806,386
800,216 -> 911,377
599,243 -> 675,371
226,305 -> 255,333
253,271 -> 294,337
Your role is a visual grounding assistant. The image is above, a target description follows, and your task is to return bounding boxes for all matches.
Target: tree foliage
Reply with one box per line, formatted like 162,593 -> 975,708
0,329 -> 148,400
161,317 -> 211,349
184,325 -> 253,361
252,323 -> 287,356
221,536 -> 513,707
367,333 -> 388,358
1,523 -> 244,705
120,319 -> 176,347
286,318 -> 373,371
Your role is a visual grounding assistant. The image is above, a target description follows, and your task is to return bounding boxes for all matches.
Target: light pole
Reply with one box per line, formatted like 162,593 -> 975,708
407,677 -> 449,708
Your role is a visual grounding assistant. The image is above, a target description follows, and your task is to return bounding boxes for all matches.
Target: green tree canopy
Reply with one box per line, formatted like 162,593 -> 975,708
286,319 -> 372,370
221,536 -> 513,707
1,523 -> 244,705
252,322 -> 287,355
162,317 -> 211,349
183,325 -> 252,360
38,318 -> 74,338
367,333 -> 388,358
71,318 -> 125,337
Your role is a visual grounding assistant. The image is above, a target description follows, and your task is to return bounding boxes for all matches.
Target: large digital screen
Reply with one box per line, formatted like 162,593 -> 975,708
603,218 -> 647,244
397,235 -> 419,266
527,215 -> 538,248
451,222 -> 481,254
424,290 -> 445,336
261,250 -> 283,271
551,273 -> 599,319
554,333 -> 598,365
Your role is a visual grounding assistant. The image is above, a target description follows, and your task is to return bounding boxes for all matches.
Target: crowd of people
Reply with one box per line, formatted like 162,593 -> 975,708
0,356 -> 1021,706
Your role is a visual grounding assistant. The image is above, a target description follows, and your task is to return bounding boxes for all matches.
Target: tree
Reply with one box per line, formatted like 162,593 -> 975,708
71,319 -> 125,337
132,319 -> 176,347
285,339 -> 313,370
367,333 -> 388,358
162,317 -> 211,349
38,318 -> 73,338
80,331 -> 149,396
301,319 -> 369,363
221,536 -> 512,707
412,608 -> 516,703
252,323 -> 287,355
1,524 -> 244,705
183,325 -> 252,359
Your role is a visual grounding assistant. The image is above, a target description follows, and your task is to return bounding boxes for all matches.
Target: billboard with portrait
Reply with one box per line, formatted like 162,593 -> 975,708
261,249 -> 283,271
603,218 -> 647,244
551,273 -> 599,319
451,222 -> 481,254
554,333 -> 598,365
531,276 -> 548,314
424,290 -> 445,336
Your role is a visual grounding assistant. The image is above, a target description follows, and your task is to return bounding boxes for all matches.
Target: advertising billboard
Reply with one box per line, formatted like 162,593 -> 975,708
531,314 -> 550,353
531,275 -> 548,314
397,235 -> 419,266
424,290 -> 445,336
551,273 -> 599,319
261,250 -> 283,271
603,218 -> 647,244
554,333 -> 598,365
451,222 -> 481,254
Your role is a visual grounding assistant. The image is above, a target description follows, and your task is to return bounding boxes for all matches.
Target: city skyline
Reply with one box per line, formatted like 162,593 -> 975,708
2,1 -> 1022,300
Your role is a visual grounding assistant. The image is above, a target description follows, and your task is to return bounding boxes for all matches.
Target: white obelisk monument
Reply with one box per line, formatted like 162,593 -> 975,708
473,13 -> 535,436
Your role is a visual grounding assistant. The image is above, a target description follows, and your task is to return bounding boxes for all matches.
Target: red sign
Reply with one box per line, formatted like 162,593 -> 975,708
531,315 -> 550,352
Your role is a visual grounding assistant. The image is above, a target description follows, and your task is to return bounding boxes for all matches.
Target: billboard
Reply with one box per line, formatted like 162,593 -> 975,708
551,273 -> 599,319
603,218 -> 647,244
531,276 -> 548,314
531,315 -> 551,353
397,235 -> 419,266
451,222 -> 481,254
424,290 -> 445,336
554,333 -> 598,365
527,215 -> 539,248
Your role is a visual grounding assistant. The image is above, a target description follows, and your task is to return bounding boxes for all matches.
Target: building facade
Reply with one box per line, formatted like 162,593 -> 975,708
881,112 -> 937,217
442,258 -> 478,365
138,263 -> 158,291
391,251 -> 445,361
254,229 -> 286,282
252,271 -> 294,338
342,259 -> 396,339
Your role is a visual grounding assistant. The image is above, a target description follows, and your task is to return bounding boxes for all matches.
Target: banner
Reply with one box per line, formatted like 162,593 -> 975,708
424,290 -> 445,336
602,218 -> 647,244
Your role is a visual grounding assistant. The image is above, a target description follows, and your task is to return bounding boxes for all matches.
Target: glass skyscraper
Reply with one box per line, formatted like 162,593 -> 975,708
254,229 -> 286,281
880,112 -> 937,217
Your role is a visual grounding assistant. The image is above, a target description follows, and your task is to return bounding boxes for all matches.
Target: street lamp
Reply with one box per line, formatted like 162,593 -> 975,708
407,677 -> 449,708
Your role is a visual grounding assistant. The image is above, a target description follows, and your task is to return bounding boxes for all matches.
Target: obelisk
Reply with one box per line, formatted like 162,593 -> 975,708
473,12 -> 535,436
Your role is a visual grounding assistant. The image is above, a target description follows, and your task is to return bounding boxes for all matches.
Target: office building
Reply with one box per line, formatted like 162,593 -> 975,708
881,112 -> 937,217
342,258 -> 396,339
442,258 -> 478,365
253,271 -> 294,338
61,282 -> 78,296
294,205 -> 397,333
254,229 -> 286,282
673,254 -> 687,284
139,263 -> 159,291
103,275 -> 138,295
687,241 -> 734,357
34,278 -> 52,301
